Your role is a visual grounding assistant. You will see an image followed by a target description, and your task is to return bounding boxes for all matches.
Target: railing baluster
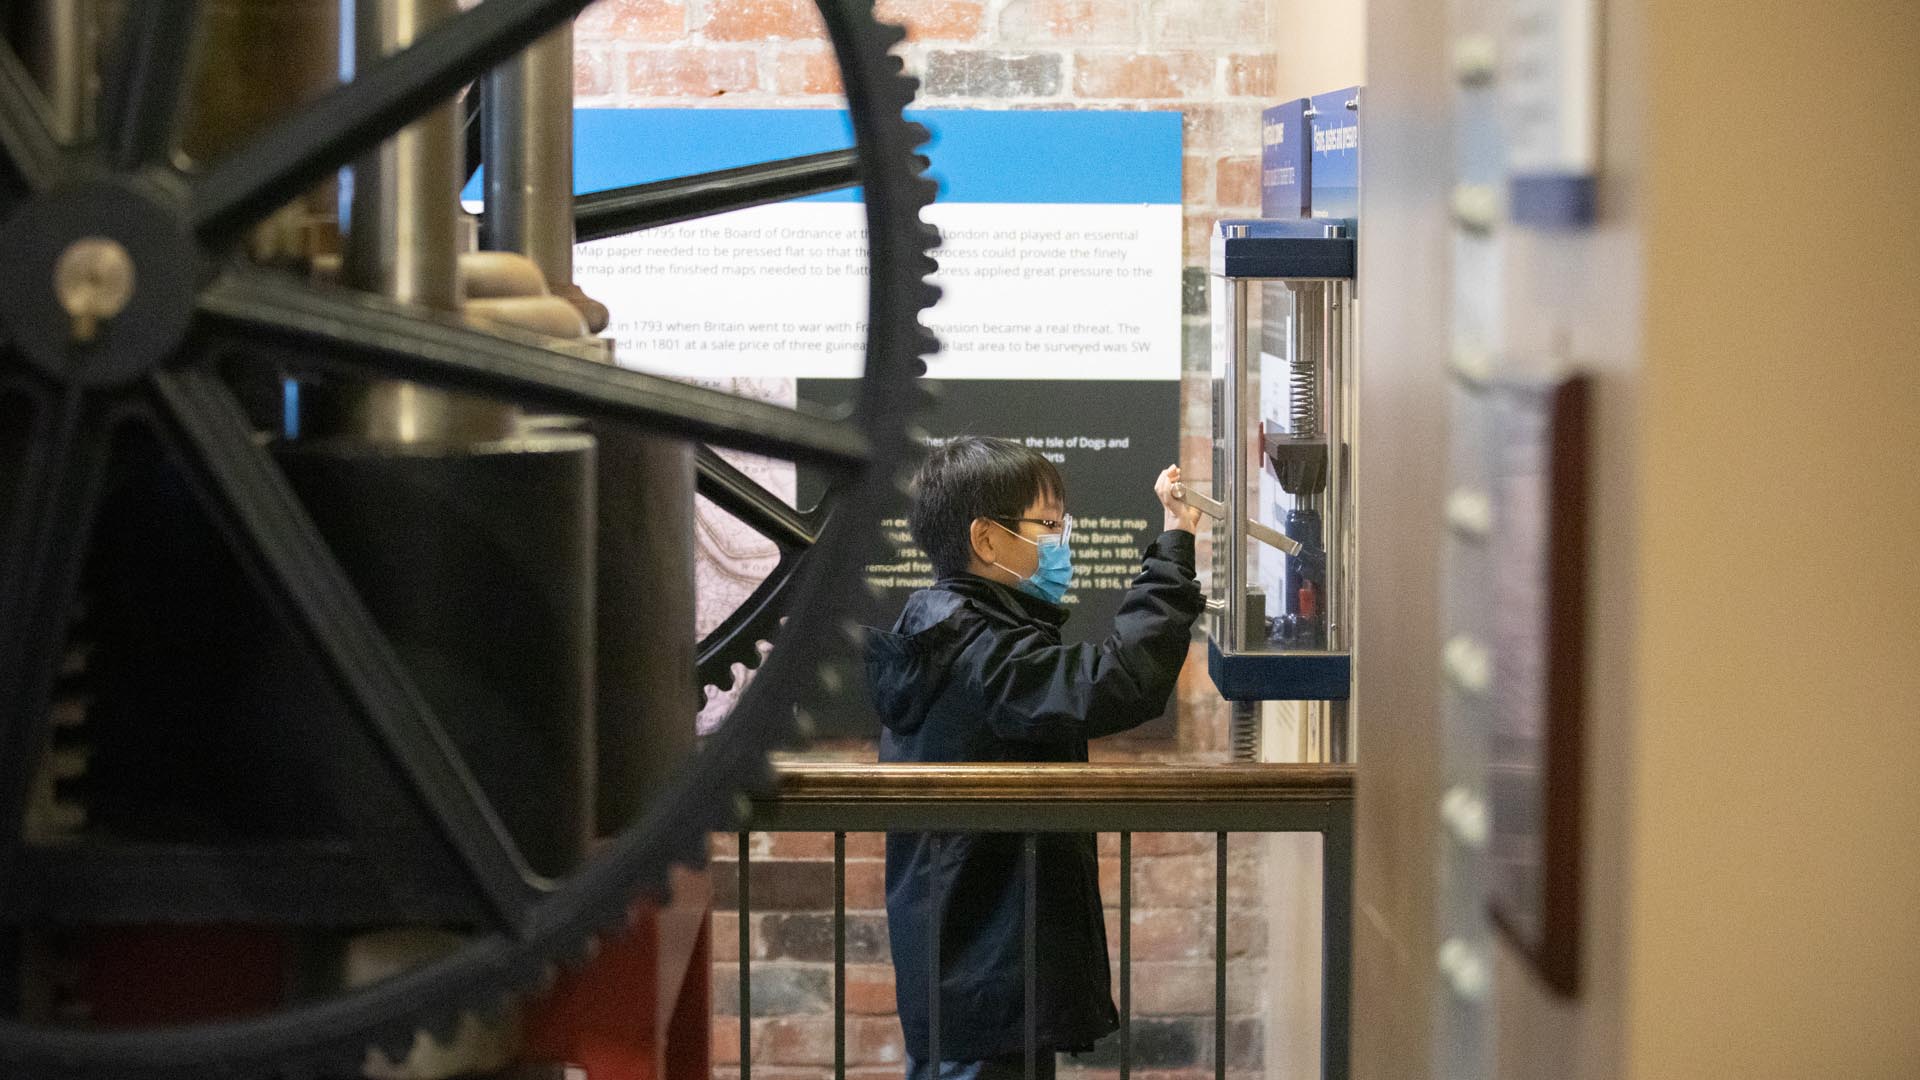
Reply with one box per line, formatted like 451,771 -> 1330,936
834,831 -> 846,1080
929,832 -> 942,1070
740,830 -> 752,1080
1216,831 -> 1228,1080
1024,832 -> 1039,1080
734,763 -> 1358,1080
1324,804 -> 1355,1080
1120,831 -> 1132,1080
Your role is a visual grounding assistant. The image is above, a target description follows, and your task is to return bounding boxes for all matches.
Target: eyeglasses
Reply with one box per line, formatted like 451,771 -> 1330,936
994,512 -> 1073,545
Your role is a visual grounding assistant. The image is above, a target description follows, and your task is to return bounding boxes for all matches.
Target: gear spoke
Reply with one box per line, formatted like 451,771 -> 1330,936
574,149 -> 862,243
198,268 -> 871,470
696,446 -> 823,551
0,43 -> 62,197
697,549 -> 805,691
98,0 -> 207,171
0,385 -> 112,903
189,0 -> 598,247
145,367 -> 545,935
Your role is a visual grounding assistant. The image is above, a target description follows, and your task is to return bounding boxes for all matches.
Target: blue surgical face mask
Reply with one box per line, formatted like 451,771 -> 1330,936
992,521 -> 1073,604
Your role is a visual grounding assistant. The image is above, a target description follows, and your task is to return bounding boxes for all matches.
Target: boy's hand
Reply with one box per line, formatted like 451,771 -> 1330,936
1156,465 -> 1203,534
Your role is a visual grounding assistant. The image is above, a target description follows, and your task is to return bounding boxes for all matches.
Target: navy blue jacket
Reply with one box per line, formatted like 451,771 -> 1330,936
865,530 -> 1203,1060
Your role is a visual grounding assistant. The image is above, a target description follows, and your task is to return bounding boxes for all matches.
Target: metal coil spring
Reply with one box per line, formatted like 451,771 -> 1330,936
1231,701 -> 1261,762
1290,348 -> 1319,438
1290,283 -> 1323,438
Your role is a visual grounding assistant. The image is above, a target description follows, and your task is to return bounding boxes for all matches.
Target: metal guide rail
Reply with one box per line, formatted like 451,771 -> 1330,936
737,762 -> 1356,1080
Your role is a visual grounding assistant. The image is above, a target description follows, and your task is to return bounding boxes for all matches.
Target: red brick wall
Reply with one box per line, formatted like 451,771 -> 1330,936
570,0 -> 1280,1074
709,829 -> 1270,1080
572,0 -> 1275,268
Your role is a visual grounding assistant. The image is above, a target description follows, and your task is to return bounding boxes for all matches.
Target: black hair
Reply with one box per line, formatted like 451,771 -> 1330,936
908,436 -> 1066,580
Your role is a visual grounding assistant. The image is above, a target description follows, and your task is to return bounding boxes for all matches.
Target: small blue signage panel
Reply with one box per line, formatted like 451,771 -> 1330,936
1260,89 -> 1361,220
1260,98 -> 1309,219
1307,87 -> 1361,219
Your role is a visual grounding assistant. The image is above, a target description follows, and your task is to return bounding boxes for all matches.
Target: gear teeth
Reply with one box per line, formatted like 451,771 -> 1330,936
0,0 -> 945,1073
423,1008 -> 464,1046
366,1026 -> 423,1074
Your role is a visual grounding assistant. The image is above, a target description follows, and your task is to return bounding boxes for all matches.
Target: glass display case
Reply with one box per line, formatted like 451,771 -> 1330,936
1187,218 -> 1356,702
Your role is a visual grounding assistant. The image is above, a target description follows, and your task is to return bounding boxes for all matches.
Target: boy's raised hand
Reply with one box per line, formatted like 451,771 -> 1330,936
1156,464 -> 1204,534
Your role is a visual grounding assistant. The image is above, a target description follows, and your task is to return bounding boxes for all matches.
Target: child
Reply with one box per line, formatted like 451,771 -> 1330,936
866,435 -> 1205,1080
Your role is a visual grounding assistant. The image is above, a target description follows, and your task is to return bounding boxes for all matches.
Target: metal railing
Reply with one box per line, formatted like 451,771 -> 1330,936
735,762 -> 1355,1080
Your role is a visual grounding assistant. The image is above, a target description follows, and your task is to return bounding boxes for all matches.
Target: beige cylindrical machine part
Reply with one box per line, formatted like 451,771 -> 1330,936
483,26 -> 575,292
345,0 -> 461,312
482,24 -> 607,332
18,0 -> 92,142
321,0 -> 515,446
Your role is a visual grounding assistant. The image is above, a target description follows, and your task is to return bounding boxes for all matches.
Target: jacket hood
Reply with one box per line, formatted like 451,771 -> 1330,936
864,576 -> 1066,735
865,589 -> 971,735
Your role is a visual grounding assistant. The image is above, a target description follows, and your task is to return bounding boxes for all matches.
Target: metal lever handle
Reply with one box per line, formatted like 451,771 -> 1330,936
1170,482 -> 1305,558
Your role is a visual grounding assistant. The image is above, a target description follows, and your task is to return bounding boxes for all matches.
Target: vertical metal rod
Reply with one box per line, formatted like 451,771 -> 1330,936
482,22 -> 575,287
834,831 -> 847,1080
739,830 -> 751,1080
1225,279 -> 1251,652
329,0 -> 514,446
1024,833 -> 1039,1080
928,833 -> 942,1069
1119,832 -> 1132,1080
21,0 -> 91,143
345,0 -> 461,312
1322,809 -> 1355,1080
1215,832 -> 1228,1080
1322,279 -> 1346,654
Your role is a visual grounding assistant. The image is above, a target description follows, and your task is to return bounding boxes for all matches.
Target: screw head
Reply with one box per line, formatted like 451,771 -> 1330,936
53,237 -> 137,345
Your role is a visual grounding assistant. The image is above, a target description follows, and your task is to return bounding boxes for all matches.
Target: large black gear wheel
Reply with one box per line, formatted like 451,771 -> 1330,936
0,0 -> 939,1075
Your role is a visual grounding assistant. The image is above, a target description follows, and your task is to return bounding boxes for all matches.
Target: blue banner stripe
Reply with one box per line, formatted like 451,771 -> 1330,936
463,108 -> 1181,206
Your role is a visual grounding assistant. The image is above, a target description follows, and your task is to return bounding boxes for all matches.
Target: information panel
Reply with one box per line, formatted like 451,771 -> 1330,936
549,109 -> 1183,733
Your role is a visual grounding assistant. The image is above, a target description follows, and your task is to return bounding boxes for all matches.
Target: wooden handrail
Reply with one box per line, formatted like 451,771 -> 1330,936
758,761 -> 1353,811
769,761 -> 1353,801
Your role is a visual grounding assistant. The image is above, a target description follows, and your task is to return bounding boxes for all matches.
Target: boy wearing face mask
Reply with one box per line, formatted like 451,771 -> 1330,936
865,435 -> 1205,1080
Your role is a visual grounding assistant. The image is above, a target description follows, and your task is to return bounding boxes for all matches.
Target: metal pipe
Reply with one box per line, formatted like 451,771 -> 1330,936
1226,278 -> 1251,653
1023,833 -> 1038,1080
1119,831 -> 1132,1080
346,0 -> 460,310
740,830 -> 752,1080
331,0 -> 514,445
928,833 -> 943,1068
19,0 -> 91,143
482,24 -> 574,289
1214,832 -> 1228,1080
834,831 -> 847,1080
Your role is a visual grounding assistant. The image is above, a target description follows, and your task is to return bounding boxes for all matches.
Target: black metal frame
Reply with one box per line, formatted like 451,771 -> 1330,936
0,0 -> 940,1074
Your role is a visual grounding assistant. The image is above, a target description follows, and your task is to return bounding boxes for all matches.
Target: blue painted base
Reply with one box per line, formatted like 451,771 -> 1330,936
1207,639 -> 1352,702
